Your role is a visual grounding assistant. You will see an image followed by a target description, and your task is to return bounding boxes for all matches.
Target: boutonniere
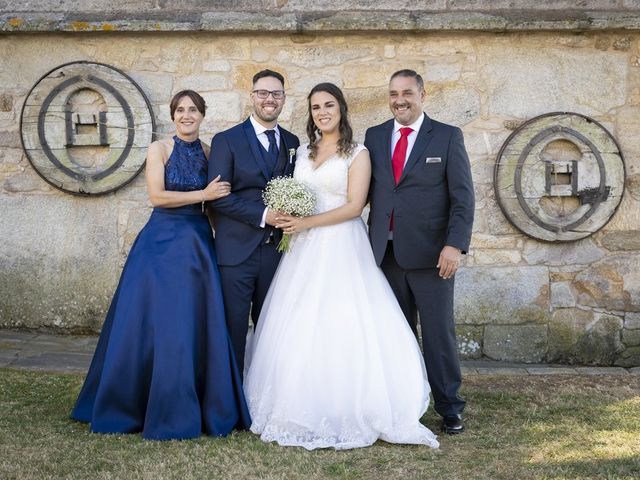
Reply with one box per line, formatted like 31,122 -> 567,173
288,148 -> 296,164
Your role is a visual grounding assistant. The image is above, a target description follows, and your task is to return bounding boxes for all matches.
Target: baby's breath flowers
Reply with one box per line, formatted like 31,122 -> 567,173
263,177 -> 316,252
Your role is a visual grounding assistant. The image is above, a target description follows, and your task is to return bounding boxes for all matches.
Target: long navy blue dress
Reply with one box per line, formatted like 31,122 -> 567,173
71,136 -> 251,440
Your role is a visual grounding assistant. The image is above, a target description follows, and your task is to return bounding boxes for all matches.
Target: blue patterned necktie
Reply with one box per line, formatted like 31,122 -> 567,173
264,129 -> 279,170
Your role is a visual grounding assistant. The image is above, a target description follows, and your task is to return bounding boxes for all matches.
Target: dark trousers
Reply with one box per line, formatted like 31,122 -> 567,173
381,241 -> 465,417
218,242 -> 281,376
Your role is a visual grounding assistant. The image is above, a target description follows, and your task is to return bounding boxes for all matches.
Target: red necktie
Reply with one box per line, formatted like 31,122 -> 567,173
392,127 -> 413,184
390,127 -> 412,230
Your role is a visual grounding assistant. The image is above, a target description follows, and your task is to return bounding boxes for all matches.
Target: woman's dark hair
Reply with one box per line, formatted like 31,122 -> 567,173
306,83 -> 354,159
169,90 -> 206,120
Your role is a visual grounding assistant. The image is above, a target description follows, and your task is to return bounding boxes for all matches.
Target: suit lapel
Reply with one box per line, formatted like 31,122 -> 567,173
398,114 -> 434,184
242,119 -> 270,181
274,128 -> 291,177
381,120 -> 395,187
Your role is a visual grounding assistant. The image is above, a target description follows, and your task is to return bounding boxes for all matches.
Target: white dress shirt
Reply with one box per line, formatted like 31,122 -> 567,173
389,113 -> 425,240
391,112 -> 425,167
249,115 -> 281,228
250,115 -> 281,153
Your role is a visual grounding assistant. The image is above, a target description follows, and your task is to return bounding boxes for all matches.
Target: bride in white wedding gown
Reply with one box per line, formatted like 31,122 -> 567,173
244,83 -> 439,450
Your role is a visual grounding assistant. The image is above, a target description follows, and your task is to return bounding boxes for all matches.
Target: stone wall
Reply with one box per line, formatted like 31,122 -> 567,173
1,6 -> 640,366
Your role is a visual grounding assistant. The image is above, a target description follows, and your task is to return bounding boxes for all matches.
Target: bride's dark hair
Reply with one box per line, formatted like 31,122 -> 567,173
306,83 -> 355,160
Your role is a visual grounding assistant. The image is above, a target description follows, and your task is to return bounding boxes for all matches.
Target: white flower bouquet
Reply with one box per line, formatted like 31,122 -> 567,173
262,176 -> 316,252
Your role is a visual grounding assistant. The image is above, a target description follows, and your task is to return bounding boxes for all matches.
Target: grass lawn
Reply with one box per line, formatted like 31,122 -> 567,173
0,369 -> 638,480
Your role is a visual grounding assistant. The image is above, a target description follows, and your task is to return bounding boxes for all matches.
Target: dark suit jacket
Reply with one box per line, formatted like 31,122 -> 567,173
365,113 -> 474,269
208,118 -> 299,266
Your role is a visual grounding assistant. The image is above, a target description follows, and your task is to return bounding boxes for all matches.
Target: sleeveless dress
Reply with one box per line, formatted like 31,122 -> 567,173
244,144 -> 439,450
71,136 -> 251,440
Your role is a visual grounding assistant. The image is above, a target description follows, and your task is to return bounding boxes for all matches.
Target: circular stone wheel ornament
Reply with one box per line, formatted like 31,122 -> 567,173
20,61 -> 155,195
494,112 -> 625,242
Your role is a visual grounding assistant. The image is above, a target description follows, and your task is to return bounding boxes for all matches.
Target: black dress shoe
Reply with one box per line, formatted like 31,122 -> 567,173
441,414 -> 465,434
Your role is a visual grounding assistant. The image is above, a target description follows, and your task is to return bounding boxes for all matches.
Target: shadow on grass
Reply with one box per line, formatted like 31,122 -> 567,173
454,375 -> 640,479
530,456 -> 640,480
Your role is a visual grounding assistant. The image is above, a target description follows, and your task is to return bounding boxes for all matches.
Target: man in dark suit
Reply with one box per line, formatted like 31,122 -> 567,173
208,69 -> 299,375
365,69 -> 474,434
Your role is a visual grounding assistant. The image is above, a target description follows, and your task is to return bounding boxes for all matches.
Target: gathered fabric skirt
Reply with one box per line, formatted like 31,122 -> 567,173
71,206 -> 251,440
244,218 -> 439,450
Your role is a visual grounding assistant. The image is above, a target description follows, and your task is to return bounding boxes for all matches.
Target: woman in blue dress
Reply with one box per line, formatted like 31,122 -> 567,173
71,90 -> 251,440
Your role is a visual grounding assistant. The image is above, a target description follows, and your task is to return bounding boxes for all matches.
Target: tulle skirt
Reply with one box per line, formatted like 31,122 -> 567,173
244,217 -> 439,450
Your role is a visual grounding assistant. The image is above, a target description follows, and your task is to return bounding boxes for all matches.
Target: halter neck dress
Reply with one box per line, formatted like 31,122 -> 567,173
71,136 -> 250,440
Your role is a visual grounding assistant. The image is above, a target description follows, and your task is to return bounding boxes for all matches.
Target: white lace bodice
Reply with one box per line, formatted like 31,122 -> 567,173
294,143 -> 367,214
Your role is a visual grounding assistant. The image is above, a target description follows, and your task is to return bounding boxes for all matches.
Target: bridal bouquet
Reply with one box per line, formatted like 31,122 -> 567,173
263,176 -> 316,253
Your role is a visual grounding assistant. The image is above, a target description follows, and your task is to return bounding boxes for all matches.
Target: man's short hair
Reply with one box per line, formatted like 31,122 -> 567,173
252,69 -> 285,87
389,69 -> 424,91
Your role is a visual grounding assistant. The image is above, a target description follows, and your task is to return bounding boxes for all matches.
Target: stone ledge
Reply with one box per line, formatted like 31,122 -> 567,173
460,366 -> 478,376
574,366 -> 630,375
8,352 -> 93,374
2,10 -> 640,33
475,367 -> 530,375
3,331 -> 639,373
526,367 -> 578,375
0,1 -> 628,13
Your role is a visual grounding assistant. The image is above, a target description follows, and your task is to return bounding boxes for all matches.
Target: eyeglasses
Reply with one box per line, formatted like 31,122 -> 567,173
252,89 -> 285,100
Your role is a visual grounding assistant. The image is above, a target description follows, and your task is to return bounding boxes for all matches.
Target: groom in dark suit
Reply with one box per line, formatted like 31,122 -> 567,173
365,69 -> 474,434
208,69 -> 299,375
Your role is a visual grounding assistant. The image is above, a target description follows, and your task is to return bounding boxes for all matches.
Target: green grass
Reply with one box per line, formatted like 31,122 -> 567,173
1,369 -> 638,479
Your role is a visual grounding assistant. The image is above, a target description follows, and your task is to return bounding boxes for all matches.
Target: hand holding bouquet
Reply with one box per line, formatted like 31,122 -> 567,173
263,177 -> 316,252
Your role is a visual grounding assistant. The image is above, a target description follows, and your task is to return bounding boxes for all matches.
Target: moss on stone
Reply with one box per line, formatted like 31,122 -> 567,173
456,325 -> 483,359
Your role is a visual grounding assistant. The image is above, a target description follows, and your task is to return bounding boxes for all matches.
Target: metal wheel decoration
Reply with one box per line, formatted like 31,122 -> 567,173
494,112 -> 625,242
20,61 -> 155,195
